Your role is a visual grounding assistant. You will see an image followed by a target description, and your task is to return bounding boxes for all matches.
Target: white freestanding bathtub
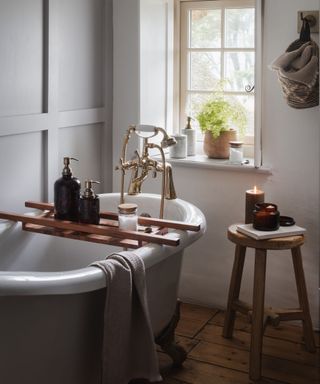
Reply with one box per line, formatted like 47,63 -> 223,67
0,193 -> 206,384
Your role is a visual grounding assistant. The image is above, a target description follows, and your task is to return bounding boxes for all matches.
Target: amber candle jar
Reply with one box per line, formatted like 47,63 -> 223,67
253,203 -> 280,231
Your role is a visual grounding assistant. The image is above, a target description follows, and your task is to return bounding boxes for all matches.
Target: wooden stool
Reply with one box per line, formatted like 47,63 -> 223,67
223,224 -> 316,381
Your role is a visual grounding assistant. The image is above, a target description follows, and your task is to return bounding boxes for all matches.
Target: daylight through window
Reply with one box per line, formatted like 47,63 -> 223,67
180,0 -> 256,156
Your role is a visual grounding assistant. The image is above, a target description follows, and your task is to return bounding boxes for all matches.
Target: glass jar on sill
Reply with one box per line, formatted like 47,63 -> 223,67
118,203 -> 138,231
229,141 -> 243,164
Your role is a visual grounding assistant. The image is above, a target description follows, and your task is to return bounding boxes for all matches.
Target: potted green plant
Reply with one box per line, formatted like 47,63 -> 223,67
197,95 -> 248,159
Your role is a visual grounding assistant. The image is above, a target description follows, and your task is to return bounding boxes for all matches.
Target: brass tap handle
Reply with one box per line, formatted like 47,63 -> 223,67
115,157 -> 124,171
152,160 -> 158,178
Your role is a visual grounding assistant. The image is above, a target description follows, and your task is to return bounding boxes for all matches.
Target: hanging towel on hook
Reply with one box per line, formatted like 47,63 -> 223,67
271,42 -> 318,88
270,18 -> 319,109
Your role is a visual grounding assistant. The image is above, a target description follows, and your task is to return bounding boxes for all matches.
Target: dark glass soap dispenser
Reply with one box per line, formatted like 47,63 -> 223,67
54,157 -> 81,221
79,180 -> 100,224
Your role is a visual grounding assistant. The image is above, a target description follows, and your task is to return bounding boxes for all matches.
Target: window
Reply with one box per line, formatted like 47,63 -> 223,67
178,0 -> 261,163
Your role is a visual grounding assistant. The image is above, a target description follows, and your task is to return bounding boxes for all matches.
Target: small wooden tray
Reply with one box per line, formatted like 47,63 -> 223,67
0,201 -> 201,249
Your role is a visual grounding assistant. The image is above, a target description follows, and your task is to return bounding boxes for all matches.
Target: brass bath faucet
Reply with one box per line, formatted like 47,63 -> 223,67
115,125 -> 177,219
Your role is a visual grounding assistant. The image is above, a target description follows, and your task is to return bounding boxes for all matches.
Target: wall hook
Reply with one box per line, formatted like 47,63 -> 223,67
300,12 -> 316,27
297,11 -> 319,33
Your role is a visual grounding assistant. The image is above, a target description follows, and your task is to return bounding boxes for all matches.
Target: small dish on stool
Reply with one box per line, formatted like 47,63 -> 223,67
280,216 -> 295,226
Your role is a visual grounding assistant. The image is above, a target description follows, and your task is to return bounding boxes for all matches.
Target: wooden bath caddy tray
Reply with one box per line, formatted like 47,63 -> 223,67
0,201 -> 200,249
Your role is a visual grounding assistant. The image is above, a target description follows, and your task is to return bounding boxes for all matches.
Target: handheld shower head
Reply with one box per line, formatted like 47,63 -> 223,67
154,127 -> 177,148
161,136 -> 177,148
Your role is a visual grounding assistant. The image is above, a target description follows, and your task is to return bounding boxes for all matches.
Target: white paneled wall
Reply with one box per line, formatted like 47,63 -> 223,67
58,0 -> 104,111
58,124 -> 103,184
0,0 -> 44,117
0,132 -> 45,212
0,0 -> 112,212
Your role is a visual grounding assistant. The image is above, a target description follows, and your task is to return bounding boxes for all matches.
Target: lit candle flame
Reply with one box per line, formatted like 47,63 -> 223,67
253,185 -> 257,193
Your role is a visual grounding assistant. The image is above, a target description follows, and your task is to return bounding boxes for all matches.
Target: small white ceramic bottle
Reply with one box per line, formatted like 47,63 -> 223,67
182,116 -> 196,156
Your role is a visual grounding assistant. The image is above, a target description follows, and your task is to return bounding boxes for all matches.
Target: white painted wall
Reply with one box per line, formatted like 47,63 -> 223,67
140,0 -> 167,126
113,0 -> 320,327
0,0 -> 113,212
113,0 -> 169,180
113,0 -> 140,173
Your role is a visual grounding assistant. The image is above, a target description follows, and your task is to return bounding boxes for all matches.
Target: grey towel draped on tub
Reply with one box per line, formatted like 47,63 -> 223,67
92,251 -> 161,384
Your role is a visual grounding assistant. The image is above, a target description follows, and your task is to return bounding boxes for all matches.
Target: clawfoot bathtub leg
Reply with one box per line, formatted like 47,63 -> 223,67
155,300 -> 187,367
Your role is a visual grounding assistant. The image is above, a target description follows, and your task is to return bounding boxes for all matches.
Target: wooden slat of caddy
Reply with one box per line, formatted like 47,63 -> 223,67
0,211 -> 179,247
24,201 -> 201,232
23,223 -> 140,249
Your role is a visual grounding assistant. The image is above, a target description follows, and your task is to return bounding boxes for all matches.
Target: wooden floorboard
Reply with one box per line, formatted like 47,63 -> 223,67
176,303 -> 218,338
210,310 -> 320,348
156,303 -> 320,384
159,353 -> 282,384
197,323 -> 319,367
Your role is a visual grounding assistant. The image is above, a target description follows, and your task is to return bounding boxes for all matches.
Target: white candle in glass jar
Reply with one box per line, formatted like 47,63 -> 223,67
229,141 -> 243,164
118,203 -> 138,231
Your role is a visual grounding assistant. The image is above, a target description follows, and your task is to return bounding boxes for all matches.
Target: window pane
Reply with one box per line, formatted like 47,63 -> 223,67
224,94 -> 255,136
185,92 -> 211,138
186,93 -> 254,139
190,9 -> 221,48
225,8 -> 255,48
224,52 -> 254,92
186,92 -> 211,118
190,52 -> 221,90
180,2 -> 257,149
237,95 -> 254,136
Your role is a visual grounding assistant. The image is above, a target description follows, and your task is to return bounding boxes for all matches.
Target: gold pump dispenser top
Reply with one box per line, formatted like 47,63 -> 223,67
82,180 -> 100,199
185,116 -> 192,129
62,157 -> 79,176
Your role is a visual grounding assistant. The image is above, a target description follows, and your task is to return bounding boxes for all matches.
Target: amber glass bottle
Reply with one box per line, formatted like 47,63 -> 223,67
79,180 -> 100,224
54,157 -> 81,221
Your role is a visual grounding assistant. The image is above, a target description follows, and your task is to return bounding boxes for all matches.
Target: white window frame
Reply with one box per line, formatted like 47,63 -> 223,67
172,0 -> 263,167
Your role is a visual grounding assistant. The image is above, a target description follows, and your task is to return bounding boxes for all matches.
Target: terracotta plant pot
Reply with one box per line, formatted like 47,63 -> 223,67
203,129 -> 237,159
